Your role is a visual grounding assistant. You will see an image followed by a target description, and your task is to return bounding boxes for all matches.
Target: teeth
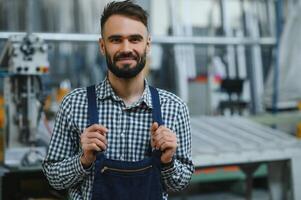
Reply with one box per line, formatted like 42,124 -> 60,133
118,59 -> 135,61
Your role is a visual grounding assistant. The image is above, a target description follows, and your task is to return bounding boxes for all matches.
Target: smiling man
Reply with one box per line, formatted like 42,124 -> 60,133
43,1 -> 194,200
102,14 -> 147,79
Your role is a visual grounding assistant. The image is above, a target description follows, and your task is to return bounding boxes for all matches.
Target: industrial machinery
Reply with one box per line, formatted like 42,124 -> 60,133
0,34 -> 49,167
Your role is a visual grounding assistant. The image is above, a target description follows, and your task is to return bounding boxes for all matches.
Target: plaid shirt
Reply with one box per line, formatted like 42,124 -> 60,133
42,78 -> 194,200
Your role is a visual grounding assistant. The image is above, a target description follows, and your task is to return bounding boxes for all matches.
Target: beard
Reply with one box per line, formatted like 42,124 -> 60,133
105,49 -> 147,79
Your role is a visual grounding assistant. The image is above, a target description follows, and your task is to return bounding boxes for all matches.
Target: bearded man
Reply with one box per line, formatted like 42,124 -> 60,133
43,1 -> 193,199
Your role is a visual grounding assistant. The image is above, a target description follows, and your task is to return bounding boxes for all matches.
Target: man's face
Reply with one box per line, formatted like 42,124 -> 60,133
99,15 -> 150,79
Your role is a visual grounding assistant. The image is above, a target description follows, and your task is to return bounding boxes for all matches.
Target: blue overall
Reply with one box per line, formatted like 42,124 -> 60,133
87,85 -> 164,200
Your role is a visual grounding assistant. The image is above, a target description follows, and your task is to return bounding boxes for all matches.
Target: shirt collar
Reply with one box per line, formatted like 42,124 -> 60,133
96,77 -> 120,101
96,77 -> 153,109
140,81 -> 153,108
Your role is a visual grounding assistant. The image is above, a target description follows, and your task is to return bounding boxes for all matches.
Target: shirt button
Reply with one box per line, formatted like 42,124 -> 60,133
121,133 -> 125,137
120,155 -> 124,160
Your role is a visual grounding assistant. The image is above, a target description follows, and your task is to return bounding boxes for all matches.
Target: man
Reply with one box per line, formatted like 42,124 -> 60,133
43,1 -> 194,199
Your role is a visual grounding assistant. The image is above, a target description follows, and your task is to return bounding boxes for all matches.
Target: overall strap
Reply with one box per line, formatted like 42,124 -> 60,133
87,85 -> 99,125
149,86 -> 163,126
149,86 -> 163,159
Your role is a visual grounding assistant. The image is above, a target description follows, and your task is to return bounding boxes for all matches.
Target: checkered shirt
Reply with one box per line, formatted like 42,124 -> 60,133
42,77 -> 194,200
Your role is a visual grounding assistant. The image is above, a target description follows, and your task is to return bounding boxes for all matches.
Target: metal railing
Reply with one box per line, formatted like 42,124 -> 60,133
0,32 -> 276,46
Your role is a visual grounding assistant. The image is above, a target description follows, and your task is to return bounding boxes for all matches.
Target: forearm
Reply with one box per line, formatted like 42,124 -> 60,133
42,153 -> 91,190
161,158 -> 194,192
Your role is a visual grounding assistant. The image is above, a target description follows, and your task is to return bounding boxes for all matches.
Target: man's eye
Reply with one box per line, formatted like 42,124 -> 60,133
111,38 -> 121,43
130,37 -> 141,43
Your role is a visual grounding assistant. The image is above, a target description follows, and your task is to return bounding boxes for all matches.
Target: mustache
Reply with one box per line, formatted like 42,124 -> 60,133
114,51 -> 138,61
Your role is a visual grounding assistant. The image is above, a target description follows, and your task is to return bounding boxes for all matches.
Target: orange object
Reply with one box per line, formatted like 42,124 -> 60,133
297,123 -> 301,139
56,88 -> 69,103
194,167 -> 217,175
0,96 -> 5,129
43,67 -> 49,73
194,165 -> 240,175
0,96 -> 4,163
223,166 -> 240,172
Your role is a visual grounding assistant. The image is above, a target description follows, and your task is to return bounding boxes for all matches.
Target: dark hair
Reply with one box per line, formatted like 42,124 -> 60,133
100,0 -> 148,35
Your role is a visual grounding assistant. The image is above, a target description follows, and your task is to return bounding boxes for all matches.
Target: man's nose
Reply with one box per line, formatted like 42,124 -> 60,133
120,40 -> 131,52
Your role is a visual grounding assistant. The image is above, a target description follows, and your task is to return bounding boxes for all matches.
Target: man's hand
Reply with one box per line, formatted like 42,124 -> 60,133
150,122 -> 177,164
80,124 -> 108,168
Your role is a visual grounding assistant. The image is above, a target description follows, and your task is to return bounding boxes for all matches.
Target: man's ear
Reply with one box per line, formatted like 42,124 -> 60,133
146,36 -> 151,54
99,38 -> 105,55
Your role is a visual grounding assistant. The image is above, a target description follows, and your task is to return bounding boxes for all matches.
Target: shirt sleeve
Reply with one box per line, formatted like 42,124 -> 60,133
161,103 -> 194,192
42,94 -> 91,190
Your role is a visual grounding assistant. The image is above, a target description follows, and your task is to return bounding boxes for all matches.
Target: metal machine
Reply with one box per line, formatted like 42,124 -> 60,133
0,34 -> 49,167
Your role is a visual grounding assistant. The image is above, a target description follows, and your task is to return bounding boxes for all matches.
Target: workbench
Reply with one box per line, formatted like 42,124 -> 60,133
191,116 -> 301,200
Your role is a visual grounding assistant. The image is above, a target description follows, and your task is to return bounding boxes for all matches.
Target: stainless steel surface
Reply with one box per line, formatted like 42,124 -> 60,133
191,116 -> 301,167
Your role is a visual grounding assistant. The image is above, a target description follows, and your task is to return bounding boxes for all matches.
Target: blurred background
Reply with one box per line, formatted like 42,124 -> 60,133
1,0 -> 301,199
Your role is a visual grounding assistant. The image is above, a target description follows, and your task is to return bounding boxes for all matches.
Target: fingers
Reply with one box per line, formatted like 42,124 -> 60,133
150,126 -> 177,164
81,134 -> 107,150
161,149 -> 175,164
152,125 -> 169,136
80,124 -> 109,167
84,131 -> 107,143
81,124 -> 109,153
152,132 -> 176,151
81,133 -> 107,149
150,122 -> 159,134
150,122 -> 159,148
85,124 -> 108,134
151,125 -> 177,149
81,143 -> 102,152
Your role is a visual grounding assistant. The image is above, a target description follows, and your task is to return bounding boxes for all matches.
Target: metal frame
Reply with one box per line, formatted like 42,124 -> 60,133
0,32 -> 276,45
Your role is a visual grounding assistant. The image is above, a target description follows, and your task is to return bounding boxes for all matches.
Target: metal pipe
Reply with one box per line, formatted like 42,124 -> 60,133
272,0 -> 283,113
0,32 -> 276,46
26,0 -> 34,34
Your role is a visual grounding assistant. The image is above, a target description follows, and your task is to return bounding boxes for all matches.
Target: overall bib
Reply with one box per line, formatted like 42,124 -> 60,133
87,85 -> 164,200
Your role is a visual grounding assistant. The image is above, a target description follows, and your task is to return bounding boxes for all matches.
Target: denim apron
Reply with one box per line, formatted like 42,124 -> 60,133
86,85 -> 164,200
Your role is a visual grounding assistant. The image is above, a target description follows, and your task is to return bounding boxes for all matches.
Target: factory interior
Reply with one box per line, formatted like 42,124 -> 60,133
1,0 -> 301,199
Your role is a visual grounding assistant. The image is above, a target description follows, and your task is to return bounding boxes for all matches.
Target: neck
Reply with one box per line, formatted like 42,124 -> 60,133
108,72 -> 145,106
